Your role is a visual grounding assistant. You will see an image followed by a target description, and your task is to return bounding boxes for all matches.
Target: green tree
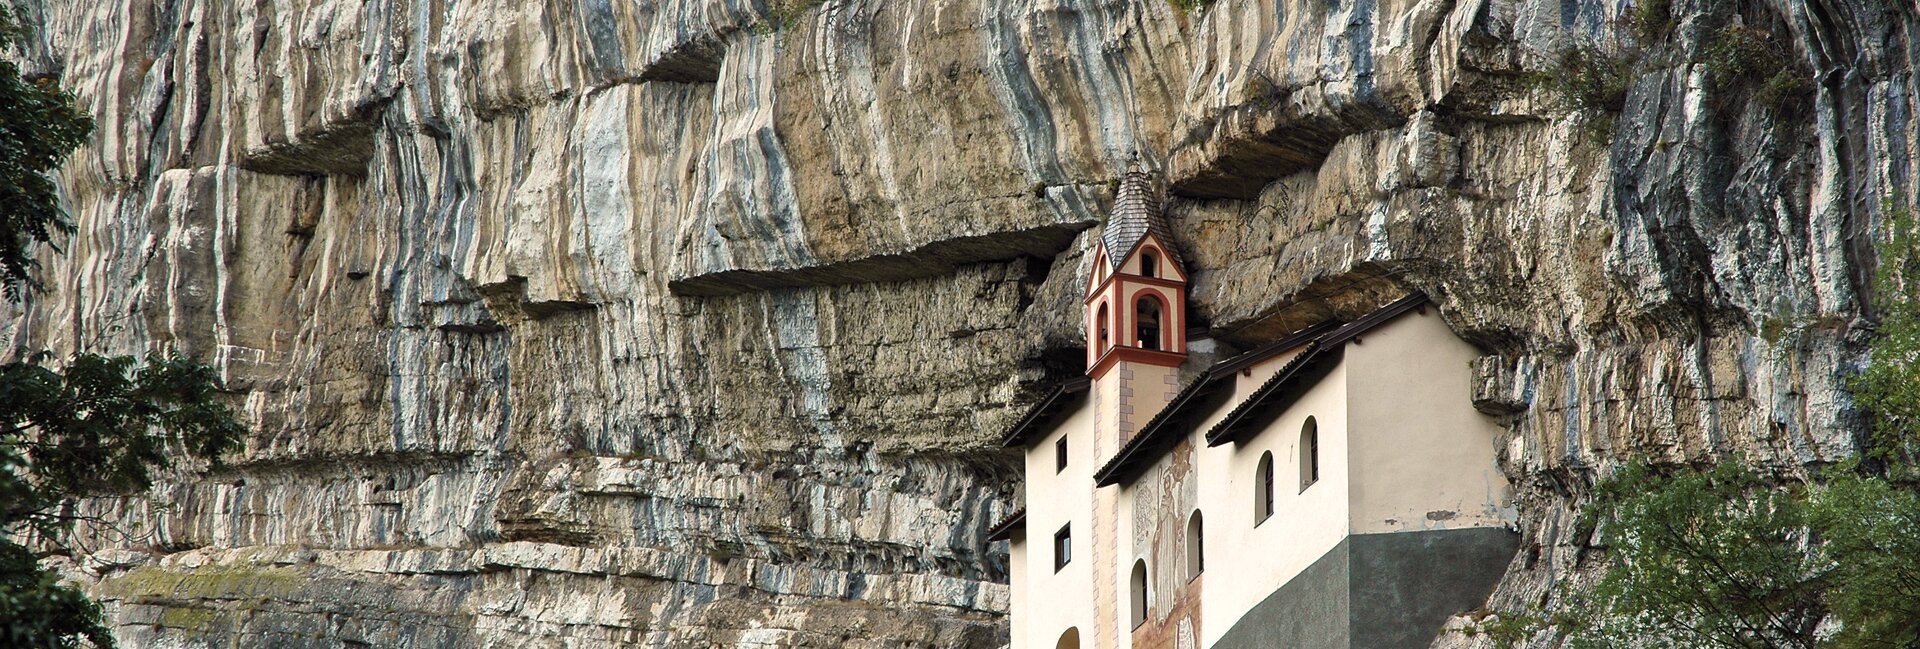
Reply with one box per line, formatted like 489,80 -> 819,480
0,5 -> 92,301
1809,475 -> 1920,648
1566,463 -> 1826,649
1853,203 -> 1920,468
0,5 -> 244,648
1,354 -> 245,649
1526,462 -> 1920,649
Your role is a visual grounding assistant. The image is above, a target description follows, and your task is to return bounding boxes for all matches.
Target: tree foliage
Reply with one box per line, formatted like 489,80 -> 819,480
2,354 -> 246,534
0,6 -> 243,648
0,541 -> 110,649
1468,198 -> 1920,648
1524,464 -> 1920,649
0,353 -> 244,649
0,4 -> 92,300
1853,203 -> 1920,468
1566,463 -> 1826,649
1809,476 -> 1920,648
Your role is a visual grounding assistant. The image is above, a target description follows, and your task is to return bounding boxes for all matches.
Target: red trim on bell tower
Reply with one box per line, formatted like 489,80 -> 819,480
1086,169 -> 1188,379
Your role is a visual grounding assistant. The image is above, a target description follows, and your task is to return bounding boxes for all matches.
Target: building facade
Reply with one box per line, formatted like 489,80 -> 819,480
990,171 -> 1518,649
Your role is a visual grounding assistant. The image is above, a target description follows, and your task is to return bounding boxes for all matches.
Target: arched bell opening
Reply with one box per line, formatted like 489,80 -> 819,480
1135,295 -> 1163,351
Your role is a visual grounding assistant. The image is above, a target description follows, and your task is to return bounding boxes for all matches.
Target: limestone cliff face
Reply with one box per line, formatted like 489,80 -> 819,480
4,0 -> 1915,646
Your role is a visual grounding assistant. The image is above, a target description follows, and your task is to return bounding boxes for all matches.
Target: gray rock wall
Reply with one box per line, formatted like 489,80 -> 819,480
5,0 -> 1916,646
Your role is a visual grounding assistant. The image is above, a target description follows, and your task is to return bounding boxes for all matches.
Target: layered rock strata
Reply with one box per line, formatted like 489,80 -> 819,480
5,0 -> 1916,646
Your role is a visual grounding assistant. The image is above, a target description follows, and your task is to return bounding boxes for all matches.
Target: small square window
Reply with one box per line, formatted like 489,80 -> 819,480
1055,437 -> 1068,473
1054,524 -> 1072,571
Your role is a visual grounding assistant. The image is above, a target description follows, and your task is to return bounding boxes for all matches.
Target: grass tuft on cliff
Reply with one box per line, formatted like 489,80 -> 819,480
1530,42 -> 1635,142
1167,0 -> 1214,14
1704,24 -> 1812,113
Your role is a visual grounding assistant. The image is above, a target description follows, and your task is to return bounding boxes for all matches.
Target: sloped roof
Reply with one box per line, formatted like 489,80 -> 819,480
985,508 -> 1026,543
1091,320 -> 1338,487
1101,169 -> 1175,269
999,377 -> 1092,448
1201,343 -> 1342,447
1203,293 -> 1430,447
1095,293 -> 1433,486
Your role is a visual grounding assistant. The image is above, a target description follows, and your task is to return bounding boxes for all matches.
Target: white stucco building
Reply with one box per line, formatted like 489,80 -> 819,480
988,170 -> 1518,649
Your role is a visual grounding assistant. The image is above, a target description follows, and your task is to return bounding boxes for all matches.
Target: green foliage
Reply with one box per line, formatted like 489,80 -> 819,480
1852,203 -> 1920,465
0,543 -> 110,649
0,5 -> 94,300
1628,0 -> 1675,44
1809,474 -> 1920,647
1458,609 -> 1567,647
1539,44 -> 1634,115
750,0 -> 822,35
1529,42 -> 1634,142
1,354 -> 244,518
1167,0 -> 1213,14
1703,25 -> 1810,112
1566,463 -> 1825,648
1481,460 -> 1920,649
0,354 -> 244,649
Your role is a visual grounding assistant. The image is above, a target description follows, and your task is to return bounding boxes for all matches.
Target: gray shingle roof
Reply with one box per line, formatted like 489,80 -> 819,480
1101,169 -> 1173,268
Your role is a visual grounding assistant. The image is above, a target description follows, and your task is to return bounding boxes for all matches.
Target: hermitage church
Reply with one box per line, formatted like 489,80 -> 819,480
988,169 -> 1519,649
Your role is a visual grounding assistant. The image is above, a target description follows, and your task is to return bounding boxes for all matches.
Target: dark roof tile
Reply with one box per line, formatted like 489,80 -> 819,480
1101,169 -> 1174,268
1095,293 -> 1431,485
999,376 -> 1092,448
985,508 -> 1026,543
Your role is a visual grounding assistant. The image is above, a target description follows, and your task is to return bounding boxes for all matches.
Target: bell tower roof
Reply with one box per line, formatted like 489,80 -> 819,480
1100,168 -> 1173,268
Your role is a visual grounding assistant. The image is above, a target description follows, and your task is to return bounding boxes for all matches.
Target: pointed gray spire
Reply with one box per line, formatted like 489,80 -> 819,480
1101,166 -> 1171,269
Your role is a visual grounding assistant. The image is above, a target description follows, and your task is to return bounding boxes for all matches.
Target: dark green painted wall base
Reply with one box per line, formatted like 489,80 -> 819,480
1211,527 -> 1518,649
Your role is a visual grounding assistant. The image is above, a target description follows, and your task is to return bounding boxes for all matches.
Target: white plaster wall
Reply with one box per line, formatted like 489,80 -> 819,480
1036,309 -> 1513,649
1019,400 -> 1100,649
1114,472 -> 1139,649
1194,360 -> 1351,649
1095,341 -> 1325,649
1010,535 -> 1028,646
1344,309 -> 1514,534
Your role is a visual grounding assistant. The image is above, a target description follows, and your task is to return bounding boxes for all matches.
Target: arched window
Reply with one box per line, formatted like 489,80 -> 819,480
1186,510 -> 1204,579
1140,250 -> 1158,278
1300,417 -> 1320,492
1135,295 -> 1162,350
1096,302 -> 1110,350
1129,559 -> 1149,628
1255,451 -> 1274,526
1056,628 -> 1081,649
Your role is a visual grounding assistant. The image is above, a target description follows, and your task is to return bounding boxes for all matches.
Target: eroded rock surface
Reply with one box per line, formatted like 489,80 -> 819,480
5,0 -> 1916,646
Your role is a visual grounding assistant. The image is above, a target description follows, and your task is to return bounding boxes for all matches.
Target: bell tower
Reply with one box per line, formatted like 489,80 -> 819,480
1086,168 -> 1188,378
1085,167 -> 1188,445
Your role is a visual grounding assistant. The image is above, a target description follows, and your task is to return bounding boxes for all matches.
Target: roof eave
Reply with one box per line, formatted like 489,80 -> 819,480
985,508 -> 1027,543
998,376 -> 1092,448
1203,344 -> 1344,447
1090,319 -> 1339,488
